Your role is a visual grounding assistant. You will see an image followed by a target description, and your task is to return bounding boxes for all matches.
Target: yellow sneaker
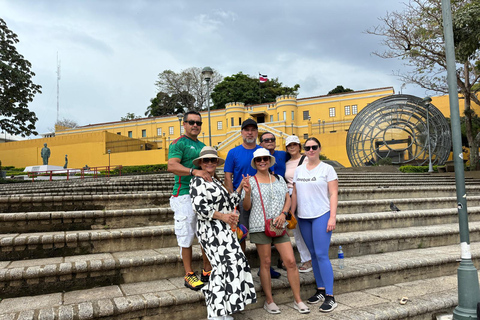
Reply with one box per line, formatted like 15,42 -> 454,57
184,272 -> 204,291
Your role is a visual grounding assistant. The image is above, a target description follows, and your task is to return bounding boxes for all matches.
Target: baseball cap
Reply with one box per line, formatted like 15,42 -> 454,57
241,118 -> 258,130
285,135 -> 301,147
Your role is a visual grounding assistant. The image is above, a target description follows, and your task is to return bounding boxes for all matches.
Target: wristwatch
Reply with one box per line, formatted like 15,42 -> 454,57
189,168 -> 195,176
282,211 -> 288,217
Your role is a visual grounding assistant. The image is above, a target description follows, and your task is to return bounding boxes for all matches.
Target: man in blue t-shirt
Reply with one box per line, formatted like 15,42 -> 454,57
259,132 -> 288,177
224,119 -> 281,279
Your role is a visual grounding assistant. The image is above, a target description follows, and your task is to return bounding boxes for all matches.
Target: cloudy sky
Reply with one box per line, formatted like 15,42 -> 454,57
1,0 -> 428,137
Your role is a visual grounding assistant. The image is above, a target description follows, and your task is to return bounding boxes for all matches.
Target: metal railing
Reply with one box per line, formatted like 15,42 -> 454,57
26,165 -> 123,182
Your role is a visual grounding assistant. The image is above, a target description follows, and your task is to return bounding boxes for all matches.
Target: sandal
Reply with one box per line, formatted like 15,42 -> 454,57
299,261 -> 313,273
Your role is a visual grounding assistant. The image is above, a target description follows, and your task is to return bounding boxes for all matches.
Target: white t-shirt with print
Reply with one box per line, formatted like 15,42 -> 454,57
293,161 -> 338,219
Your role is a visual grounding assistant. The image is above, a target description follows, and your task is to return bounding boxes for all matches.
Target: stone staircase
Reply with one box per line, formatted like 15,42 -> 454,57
0,171 -> 479,319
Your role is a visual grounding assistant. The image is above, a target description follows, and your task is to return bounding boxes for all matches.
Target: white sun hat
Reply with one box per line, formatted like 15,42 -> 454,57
250,147 -> 276,169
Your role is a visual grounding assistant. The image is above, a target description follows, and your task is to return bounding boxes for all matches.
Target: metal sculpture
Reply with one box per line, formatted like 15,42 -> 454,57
346,94 -> 451,167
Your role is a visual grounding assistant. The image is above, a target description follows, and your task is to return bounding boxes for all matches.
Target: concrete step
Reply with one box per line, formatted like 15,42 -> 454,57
1,225 -> 479,298
0,243 -> 476,319
0,207 -> 173,233
339,185 -> 480,201
338,195 -> 480,214
0,193 -> 171,213
3,213 -> 480,262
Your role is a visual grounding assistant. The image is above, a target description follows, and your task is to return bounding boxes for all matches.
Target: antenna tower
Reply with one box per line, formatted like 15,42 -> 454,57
56,53 -> 61,123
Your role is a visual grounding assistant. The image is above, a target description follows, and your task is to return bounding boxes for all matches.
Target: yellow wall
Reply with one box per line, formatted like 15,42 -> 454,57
2,87 -> 479,169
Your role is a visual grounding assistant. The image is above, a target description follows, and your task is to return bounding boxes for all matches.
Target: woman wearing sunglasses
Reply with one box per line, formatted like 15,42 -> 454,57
243,147 -> 309,315
189,146 -> 256,320
291,137 -> 339,313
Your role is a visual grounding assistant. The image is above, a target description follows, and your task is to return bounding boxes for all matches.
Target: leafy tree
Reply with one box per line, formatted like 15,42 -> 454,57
328,85 -> 354,95
121,112 -> 142,121
145,91 -> 195,117
211,72 -> 300,109
0,18 -> 42,137
367,0 -> 480,169
49,118 -> 79,132
155,67 -> 222,111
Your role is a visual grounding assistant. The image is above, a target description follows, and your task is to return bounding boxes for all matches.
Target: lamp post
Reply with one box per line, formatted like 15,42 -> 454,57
318,119 -> 321,134
323,120 -> 326,133
202,66 -> 213,146
441,1 -> 480,318
177,113 -> 183,136
107,149 -> 111,177
423,97 -> 434,173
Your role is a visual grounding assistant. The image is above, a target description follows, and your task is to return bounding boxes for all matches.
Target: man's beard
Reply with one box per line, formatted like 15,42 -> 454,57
244,137 -> 256,144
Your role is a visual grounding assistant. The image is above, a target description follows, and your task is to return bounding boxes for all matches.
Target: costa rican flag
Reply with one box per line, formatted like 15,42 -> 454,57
259,74 -> 268,83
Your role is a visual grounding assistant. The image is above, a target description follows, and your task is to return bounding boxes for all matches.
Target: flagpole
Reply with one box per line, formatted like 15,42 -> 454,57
258,72 -> 261,103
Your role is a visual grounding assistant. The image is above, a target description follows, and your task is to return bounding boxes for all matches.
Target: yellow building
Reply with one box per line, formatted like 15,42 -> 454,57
1,87 -> 478,169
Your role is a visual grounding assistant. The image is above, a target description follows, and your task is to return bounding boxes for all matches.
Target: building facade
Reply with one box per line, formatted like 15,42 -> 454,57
1,87 -> 477,169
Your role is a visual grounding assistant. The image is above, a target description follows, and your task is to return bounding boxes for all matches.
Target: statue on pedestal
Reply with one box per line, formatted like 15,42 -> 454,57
41,143 -> 50,165
64,154 -> 68,169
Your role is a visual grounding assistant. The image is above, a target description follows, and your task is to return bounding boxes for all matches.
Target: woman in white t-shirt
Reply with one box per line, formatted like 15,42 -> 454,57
284,135 -> 312,273
291,137 -> 338,313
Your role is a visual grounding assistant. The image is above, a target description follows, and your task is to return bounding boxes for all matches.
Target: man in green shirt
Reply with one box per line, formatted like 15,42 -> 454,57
168,110 -> 212,291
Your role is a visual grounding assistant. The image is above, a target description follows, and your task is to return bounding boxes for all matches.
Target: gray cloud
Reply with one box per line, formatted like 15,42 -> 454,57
0,0 -> 424,135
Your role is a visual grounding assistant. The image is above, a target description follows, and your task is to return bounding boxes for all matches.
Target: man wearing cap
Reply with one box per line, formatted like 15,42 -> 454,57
167,110 -> 212,291
259,132 -> 288,177
224,118 -> 281,279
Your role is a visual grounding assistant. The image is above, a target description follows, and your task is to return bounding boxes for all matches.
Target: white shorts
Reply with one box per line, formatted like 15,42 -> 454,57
170,195 -> 197,248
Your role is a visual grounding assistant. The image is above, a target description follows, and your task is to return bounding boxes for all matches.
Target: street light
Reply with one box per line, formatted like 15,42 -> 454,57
107,149 -> 111,177
318,119 -> 321,134
202,66 -> 213,146
177,113 -> 183,136
441,1 -> 480,318
423,97 -> 434,173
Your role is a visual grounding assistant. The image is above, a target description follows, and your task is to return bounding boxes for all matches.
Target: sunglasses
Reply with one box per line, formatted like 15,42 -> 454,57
254,156 -> 271,163
201,158 -> 218,164
304,145 -> 319,151
262,138 -> 276,143
185,120 -> 203,126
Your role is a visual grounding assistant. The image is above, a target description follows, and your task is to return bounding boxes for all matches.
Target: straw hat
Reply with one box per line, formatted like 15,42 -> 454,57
192,146 -> 225,167
250,147 -> 276,169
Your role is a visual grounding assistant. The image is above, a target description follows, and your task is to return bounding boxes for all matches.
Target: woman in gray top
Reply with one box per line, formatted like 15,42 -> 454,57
243,148 -> 309,315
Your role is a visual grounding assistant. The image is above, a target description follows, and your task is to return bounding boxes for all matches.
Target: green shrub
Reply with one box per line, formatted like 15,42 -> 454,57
376,157 -> 393,166
399,165 -> 439,173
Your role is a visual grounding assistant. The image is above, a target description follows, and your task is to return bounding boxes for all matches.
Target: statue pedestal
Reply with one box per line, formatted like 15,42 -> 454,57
24,165 -> 65,172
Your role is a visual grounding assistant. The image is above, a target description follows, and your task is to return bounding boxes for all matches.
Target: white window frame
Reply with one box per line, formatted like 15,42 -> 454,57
169,126 -> 174,135
157,128 -> 162,136
283,111 -> 287,120
352,104 -> 358,114
329,107 -> 336,117
344,105 -> 351,116
217,121 -> 223,130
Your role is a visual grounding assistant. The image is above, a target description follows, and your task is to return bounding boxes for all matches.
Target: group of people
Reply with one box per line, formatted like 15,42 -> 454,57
167,111 -> 339,320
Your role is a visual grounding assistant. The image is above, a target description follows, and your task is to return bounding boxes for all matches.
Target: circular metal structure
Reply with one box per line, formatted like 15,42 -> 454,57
346,94 -> 452,167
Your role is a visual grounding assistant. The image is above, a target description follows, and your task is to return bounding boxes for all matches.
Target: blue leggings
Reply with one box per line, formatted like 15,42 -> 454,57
298,212 -> 334,295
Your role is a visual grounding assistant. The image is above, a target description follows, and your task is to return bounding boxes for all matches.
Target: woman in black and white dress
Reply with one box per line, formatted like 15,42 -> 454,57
189,146 -> 256,320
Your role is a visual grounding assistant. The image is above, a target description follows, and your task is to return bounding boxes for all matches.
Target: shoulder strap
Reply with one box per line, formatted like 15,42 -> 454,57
298,155 -> 306,166
253,176 -> 268,223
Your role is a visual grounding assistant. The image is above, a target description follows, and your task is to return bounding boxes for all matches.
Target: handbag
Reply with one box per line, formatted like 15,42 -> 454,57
254,176 -> 287,238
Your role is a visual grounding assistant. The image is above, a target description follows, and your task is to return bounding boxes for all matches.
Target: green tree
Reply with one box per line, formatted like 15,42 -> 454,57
328,85 -> 354,95
121,113 -> 142,121
145,91 -> 195,117
155,67 -> 222,111
367,0 -> 480,169
0,18 -> 42,137
210,72 -> 300,109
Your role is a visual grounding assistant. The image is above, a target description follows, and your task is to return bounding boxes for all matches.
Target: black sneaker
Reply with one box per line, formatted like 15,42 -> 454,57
201,269 -> 211,283
319,295 -> 337,313
307,289 -> 325,304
